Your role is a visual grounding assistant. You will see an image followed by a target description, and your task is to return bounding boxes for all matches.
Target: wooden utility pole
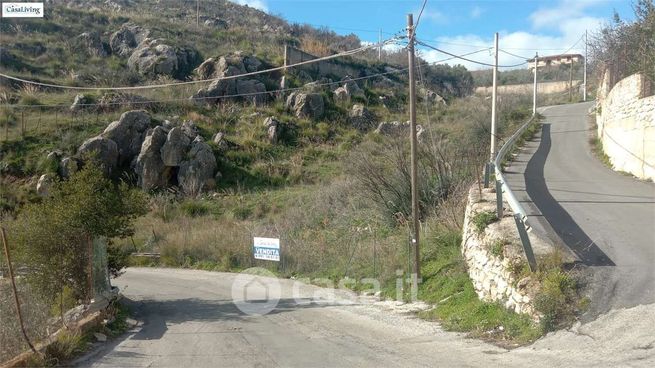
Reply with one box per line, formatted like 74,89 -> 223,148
583,30 -> 587,102
533,53 -> 539,115
1,227 -> 37,354
490,32 -> 499,162
406,14 -> 420,280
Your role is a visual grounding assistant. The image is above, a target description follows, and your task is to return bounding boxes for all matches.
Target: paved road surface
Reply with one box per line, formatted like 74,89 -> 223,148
505,102 -> 655,317
73,268 -> 654,367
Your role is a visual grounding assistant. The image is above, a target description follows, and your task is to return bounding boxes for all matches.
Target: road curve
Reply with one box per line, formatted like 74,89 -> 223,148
72,268 -> 654,367
505,102 -> 655,317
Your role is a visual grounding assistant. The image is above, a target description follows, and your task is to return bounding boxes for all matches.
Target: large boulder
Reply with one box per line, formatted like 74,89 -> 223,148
75,32 -> 108,57
285,92 -> 324,120
127,38 -> 199,80
78,136 -> 119,175
236,79 -> 267,105
101,110 -> 151,166
127,38 -> 178,77
178,137 -> 218,194
135,126 -> 168,191
349,104 -> 375,131
109,24 -> 150,57
160,127 -> 190,166
192,53 -> 267,104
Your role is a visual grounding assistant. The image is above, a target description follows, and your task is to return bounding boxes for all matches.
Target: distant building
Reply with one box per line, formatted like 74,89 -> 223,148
528,53 -> 584,70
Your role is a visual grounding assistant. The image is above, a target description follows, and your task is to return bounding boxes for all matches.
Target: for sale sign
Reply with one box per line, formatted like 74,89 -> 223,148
253,237 -> 280,262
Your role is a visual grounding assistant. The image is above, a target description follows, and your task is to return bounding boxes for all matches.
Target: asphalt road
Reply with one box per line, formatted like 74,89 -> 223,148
72,268 -> 654,367
505,102 -> 655,317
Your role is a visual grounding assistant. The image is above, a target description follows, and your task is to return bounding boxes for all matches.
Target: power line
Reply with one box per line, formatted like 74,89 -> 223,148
414,0 -> 429,31
0,37 -> 401,92
4,67 -> 411,109
560,34 -> 584,55
499,49 -> 532,60
416,40 -> 527,68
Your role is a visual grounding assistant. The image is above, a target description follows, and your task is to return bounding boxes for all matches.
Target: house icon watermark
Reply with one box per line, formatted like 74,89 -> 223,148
231,267 -> 281,316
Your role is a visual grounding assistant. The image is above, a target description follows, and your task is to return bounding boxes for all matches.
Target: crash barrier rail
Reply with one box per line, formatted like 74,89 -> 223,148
493,115 -> 538,271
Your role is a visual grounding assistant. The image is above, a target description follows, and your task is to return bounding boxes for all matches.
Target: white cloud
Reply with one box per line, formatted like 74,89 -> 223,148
470,6 -> 483,19
415,8 -> 448,24
419,0 -> 605,71
231,0 -> 268,13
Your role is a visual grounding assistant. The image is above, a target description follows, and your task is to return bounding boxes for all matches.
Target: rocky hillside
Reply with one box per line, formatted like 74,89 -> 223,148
0,0 -> 479,209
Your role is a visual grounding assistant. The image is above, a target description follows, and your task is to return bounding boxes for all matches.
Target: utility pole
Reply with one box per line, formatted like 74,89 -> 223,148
406,14 -> 420,281
196,0 -> 200,27
583,30 -> 587,102
533,52 -> 538,115
490,32 -> 499,162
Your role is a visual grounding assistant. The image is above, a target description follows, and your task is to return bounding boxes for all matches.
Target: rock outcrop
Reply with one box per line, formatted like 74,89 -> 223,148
70,94 -> 93,112
101,110 -> 151,166
77,136 -> 119,175
75,32 -> 108,57
178,137 -> 218,193
192,53 -> 268,104
127,38 -> 199,79
135,126 -> 168,191
333,76 -> 365,103
36,174 -> 54,197
285,92 -> 324,119
264,117 -> 281,144
109,24 -> 150,57
348,104 -> 375,131
160,127 -> 190,166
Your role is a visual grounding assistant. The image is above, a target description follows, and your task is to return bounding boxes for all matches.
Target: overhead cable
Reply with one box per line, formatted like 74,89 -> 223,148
416,40 -> 527,68
0,37 -> 401,91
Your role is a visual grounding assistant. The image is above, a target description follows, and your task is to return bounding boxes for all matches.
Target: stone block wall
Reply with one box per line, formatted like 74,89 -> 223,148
461,187 -> 540,320
475,80 -> 581,96
596,71 -> 655,181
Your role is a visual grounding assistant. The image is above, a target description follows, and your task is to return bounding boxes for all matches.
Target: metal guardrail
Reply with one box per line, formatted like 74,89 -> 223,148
493,114 -> 538,271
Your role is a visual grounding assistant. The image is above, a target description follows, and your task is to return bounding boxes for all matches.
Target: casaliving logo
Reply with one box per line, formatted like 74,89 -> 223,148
2,2 -> 44,18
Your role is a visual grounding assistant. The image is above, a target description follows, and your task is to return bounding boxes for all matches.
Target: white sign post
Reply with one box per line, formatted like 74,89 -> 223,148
253,237 -> 280,262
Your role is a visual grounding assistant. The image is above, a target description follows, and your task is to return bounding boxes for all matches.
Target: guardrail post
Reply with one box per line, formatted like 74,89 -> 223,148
495,180 -> 503,218
513,215 -> 537,272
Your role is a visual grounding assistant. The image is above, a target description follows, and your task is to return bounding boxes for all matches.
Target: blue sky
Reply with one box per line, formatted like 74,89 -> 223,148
232,0 -> 635,70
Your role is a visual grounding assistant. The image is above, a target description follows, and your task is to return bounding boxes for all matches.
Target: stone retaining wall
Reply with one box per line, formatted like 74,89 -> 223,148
461,186 -> 540,320
596,71 -> 655,181
475,80 -> 581,96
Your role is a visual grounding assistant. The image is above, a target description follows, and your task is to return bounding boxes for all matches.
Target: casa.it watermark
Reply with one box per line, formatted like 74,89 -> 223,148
2,2 -> 43,18
231,267 -> 421,316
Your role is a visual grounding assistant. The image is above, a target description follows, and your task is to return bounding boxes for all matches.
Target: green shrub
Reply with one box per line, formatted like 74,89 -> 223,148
472,211 -> 497,234
10,165 -> 148,308
180,200 -> 210,217
490,240 -> 505,258
534,269 -> 577,332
